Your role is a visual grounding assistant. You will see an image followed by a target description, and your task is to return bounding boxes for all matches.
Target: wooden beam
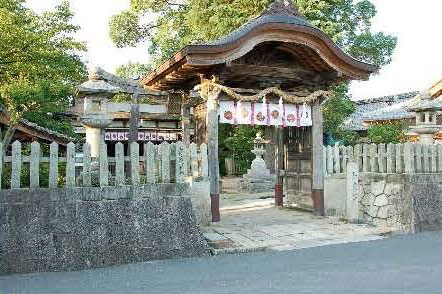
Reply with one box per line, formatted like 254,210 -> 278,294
221,64 -> 322,82
181,100 -> 191,145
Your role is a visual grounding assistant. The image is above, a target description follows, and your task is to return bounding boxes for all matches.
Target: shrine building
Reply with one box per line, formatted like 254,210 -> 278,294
141,0 -> 376,221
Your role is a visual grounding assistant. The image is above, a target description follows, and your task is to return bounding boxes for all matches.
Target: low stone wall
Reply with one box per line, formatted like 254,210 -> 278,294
411,175 -> 442,232
358,174 -> 413,232
325,172 -> 442,233
0,184 -> 209,275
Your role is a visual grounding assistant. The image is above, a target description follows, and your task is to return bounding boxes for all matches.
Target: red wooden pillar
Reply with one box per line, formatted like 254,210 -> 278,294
274,126 -> 284,207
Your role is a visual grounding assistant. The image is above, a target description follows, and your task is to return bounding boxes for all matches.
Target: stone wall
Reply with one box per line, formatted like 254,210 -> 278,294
358,174 -> 413,232
410,174 -> 442,232
0,184 -> 209,275
325,172 -> 442,233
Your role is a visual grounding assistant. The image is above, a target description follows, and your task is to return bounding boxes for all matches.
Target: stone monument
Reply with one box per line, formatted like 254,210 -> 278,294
240,133 -> 276,192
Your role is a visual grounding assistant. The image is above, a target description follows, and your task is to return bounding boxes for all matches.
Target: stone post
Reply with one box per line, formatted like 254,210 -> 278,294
346,162 -> 359,223
312,100 -> 325,216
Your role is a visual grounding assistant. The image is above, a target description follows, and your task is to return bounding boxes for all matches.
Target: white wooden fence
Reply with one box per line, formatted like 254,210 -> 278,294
324,143 -> 442,175
0,141 -> 208,189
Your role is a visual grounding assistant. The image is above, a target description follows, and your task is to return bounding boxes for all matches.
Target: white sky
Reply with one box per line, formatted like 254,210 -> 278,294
27,0 -> 442,100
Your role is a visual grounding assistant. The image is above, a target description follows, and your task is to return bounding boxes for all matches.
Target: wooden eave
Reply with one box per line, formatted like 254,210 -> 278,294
142,22 -> 377,91
0,111 -> 71,146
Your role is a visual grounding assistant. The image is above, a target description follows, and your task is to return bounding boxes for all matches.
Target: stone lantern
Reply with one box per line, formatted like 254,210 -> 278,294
77,67 -> 120,157
250,132 -> 268,176
240,132 -> 276,192
407,91 -> 442,144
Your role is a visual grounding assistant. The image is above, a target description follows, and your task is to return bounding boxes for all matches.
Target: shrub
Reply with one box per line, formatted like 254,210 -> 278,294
367,121 -> 406,144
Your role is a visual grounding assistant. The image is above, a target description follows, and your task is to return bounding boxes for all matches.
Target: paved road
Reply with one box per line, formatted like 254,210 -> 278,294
2,231 -> 442,294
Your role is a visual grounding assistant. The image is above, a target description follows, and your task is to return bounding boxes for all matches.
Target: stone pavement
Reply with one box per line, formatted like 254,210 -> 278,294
204,184 -> 389,254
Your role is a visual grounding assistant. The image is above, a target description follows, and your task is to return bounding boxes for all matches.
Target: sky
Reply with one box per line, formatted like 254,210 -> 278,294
27,0 -> 442,100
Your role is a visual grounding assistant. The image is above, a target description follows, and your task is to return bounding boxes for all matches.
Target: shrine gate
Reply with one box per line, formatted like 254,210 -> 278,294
141,0 -> 376,221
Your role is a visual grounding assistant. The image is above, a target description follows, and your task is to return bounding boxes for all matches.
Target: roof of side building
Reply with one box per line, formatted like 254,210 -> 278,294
344,91 -> 420,131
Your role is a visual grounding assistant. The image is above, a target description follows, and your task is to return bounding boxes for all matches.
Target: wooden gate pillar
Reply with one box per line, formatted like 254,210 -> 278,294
274,126 -> 284,207
205,88 -> 221,222
312,100 -> 325,216
181,104 -> 191,145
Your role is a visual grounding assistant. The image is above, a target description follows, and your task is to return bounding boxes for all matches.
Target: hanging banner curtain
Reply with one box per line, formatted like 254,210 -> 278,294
219,101 -> 312,127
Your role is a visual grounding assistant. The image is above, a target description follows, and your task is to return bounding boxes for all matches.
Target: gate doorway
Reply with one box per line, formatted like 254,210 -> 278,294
285,126 -> 313,210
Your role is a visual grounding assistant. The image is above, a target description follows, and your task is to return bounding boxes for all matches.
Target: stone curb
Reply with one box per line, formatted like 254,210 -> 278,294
209,246 -> 269,256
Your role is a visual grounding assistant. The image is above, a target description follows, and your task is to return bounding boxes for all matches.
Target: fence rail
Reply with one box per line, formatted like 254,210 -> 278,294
324,143 -> 442,175
0,141 -> 208,190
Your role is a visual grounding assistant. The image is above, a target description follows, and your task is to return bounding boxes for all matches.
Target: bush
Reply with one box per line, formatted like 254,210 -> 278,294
335,129 -> 360,146
218,125 -> 263,175
1,162 -> 67,189
367,121 -> 406,144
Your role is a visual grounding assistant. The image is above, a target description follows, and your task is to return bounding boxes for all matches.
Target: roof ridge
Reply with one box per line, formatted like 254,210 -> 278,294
262,0 -> 301,17
354,91 -> 419,105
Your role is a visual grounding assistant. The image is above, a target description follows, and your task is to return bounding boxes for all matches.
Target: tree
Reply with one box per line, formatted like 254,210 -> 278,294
0,0 -> 86,152
112,62 -> 153,103
115,62 -> 151,80
109,0 -> 397,147
323,83 -> 361,145
109,0 -> 396,67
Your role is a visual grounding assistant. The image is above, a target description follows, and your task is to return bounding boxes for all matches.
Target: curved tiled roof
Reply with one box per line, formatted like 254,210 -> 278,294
0,106 -> 73,144
344,92 -> 419,131
142,0 -> 376,89
210,14 -> 314,46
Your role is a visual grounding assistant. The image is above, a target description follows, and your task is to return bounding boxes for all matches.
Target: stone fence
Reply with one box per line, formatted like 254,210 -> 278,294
0,141 -> 208,189
324,143 -> 442,175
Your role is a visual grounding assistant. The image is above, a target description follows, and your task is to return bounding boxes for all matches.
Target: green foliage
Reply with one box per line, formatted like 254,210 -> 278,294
109,0 -> 396,67
367,122 -> 406,144
111,93 -> 153,104
335,128 -> 360,146
1,79 -> 70,123
0,0 -> 86,139
323,83 -> 359,144
115,62 -> 151,79
219,125 -> 264,175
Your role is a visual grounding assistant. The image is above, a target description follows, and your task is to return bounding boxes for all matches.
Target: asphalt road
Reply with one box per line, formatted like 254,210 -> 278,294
2,231 -> 442,294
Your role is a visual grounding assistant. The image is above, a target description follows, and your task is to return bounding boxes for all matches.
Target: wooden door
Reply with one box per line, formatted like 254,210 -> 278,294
284,126 -> 313,210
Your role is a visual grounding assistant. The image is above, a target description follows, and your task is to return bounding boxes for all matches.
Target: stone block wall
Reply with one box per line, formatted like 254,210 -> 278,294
326,172 -> 442,233
0,184 -> 209,275
358,174 -> 413,232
